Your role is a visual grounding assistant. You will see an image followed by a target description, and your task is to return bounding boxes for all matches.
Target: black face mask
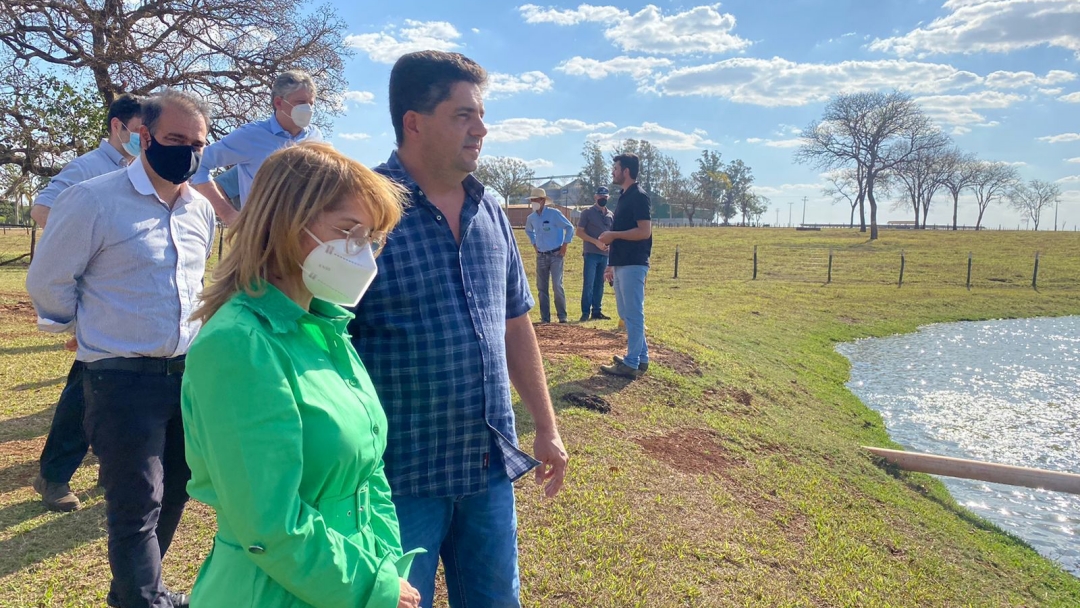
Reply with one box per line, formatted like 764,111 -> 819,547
144,134 -> 202,185
597,198 -> 608,207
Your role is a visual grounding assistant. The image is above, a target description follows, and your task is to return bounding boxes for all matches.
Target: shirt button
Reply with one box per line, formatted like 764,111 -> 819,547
349,378 -> 360,387
477,333 -> 484,340
248,545 -> 266,555
373,425 -> 380,435
436,215 -> 443,221
467,291 -> 473,298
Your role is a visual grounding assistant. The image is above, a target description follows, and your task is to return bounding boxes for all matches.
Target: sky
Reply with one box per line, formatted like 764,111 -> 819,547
322,0 -> 1080,229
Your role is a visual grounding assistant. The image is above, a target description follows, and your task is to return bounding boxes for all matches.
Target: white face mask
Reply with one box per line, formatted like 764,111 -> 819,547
530,202 -> 541,212
289,103 -> 314,129
300,228 -> 377,307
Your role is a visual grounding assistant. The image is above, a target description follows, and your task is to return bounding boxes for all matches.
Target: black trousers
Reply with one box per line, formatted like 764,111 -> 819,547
83,363 -> 190,608
39,360 -> 90,483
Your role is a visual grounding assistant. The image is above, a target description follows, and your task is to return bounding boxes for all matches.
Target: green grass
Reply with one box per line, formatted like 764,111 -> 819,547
2,227 -> 1080,607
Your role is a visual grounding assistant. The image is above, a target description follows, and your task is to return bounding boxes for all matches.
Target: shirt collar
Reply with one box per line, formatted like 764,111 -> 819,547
268,114 -> 311,140
127,157 -> 195,205
98,139 -> 127,167
237,281 -> 354,335
381,150 -> 487,203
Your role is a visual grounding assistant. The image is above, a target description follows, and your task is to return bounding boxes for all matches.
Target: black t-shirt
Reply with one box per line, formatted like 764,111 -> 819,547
608,183 -> 652,267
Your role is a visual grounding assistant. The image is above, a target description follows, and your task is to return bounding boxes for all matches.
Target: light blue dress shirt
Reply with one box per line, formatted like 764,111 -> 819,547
191,115 -> 322,206
524,206 -> 575,253
33,140 -> 128,209
26,158 -> 217,362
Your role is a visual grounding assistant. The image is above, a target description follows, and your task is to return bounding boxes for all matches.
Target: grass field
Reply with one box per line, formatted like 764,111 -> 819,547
2,226 -> 1080,607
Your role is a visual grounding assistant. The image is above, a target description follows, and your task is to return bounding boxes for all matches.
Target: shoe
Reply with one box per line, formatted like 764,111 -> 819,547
591,313 -> 611,320
613,355 -> 649,373
32,474 -> 80,512
558,318 -> 568,324
600,362 -> 642,379
106,590 -> 189,607
579,314 -> 590,323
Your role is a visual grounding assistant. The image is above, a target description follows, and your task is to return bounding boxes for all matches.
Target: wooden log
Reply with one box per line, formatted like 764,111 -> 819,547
864,446 -> 1080,495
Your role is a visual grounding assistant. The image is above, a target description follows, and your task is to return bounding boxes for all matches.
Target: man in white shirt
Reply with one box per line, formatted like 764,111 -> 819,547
27,89 -> 215,608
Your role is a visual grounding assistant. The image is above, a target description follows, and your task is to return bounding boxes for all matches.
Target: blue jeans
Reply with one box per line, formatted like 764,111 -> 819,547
393,458 -> 520,608
536,252 -> 566,322
613,265 -> 649,369
580,253 -> 608,318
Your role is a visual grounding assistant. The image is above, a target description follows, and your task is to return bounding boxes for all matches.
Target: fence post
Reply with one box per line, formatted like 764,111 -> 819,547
966,252 -> 972,291
30,224 -> 37,261
674,245 -> 679,279
1032,251 -> 1040,290
827,248 -> 833,284
898,249 -> 905,288
218,224 -> 225,261
753,245 -> 758,280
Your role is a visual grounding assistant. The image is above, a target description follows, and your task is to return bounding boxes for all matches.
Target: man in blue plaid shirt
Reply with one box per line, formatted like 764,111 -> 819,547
349,51 -> 569,608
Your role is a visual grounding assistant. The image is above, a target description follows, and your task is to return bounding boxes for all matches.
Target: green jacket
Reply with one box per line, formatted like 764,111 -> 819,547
181,284 -> 419,608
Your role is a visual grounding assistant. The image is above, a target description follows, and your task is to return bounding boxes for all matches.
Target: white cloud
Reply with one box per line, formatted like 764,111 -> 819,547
343,90 -> 375,105
485,118 -> 616,143
745,136 -> 803,148
654,57 -> 984,106
587,122 -> 717,151
479,155 -> 556,170
1061,92 -> 1080,103
752,182 -> 826,197
471,28 -> 481,34
869,0 -> 1080,57
346,20 -> 461,64
983,69 -> 1076,89
556,56 -> 673,81
1057,175 -> 1080,183
1038,133 -> 1080,144
1067,157 -> 1080,163
338,133 -> 372,141
519,3 -> 751,55
487,71 -> 554,98
952,126 -> 972,136
915,91 -> 1024,126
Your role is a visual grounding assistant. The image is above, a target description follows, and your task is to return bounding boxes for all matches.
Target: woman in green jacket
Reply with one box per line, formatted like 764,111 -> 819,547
181,142 -> 422,608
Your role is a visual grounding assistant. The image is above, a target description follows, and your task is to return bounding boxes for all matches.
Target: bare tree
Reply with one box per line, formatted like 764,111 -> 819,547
969,162 -> 1020,230
0,0 -> 351,148
940,149 -> 980,231
1009,179 -> 1061,231
797,91 -> 937,239
474,157 -> 536,207
891,131 -> 952,228
823,168 -> 865,228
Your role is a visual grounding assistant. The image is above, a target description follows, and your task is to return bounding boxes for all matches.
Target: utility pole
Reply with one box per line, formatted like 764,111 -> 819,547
1054,199 -> 1059,232
802,196 -> 808,225
788,202 -> 794,227
775,209 -> 780,227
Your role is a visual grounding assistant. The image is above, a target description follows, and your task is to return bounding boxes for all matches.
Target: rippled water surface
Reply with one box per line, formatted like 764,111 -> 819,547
837,316 -> 1080,574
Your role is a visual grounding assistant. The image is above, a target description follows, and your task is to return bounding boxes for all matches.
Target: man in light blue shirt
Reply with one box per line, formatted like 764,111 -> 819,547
27,93 -> 143,515
30,94 -> 143,228
191,70 -> 322,225
524,186 -> 575,323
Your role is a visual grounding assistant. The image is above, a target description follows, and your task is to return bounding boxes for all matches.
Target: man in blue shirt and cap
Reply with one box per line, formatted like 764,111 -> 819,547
524,186 -> 575,323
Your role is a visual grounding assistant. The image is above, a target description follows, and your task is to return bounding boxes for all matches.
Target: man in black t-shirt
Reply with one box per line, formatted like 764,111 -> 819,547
598,153 -> 652,378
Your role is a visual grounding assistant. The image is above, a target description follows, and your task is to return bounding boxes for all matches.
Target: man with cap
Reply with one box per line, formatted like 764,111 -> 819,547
524,186 -> 575,323
575,186 -> 615,322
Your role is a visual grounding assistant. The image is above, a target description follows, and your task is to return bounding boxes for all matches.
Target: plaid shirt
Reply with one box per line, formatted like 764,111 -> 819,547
349,152 -> 539,497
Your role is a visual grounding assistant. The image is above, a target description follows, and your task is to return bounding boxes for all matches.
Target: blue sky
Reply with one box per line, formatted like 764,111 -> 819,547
324,0 -> 1080,229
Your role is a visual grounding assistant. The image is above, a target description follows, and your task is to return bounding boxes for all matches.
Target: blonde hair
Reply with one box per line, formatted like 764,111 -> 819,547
194,142 -> 405,323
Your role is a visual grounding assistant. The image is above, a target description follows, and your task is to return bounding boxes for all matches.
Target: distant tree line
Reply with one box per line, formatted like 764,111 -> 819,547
797,91 -> 1061,239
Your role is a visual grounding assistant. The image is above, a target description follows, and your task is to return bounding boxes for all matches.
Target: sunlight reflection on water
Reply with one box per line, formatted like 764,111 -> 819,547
838,316 -> 1080,574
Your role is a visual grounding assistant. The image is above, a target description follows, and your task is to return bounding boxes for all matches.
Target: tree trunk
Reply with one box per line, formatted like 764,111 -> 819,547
849,204 -> 856,228
951,191 -> 959,231
867,176 -> 879,240
975,205 -> 986,230
858,193 -> 866,232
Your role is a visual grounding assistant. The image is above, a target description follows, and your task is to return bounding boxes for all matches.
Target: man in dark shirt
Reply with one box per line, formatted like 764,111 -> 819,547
598,153 -> 652,378
575,186 -> 614,322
